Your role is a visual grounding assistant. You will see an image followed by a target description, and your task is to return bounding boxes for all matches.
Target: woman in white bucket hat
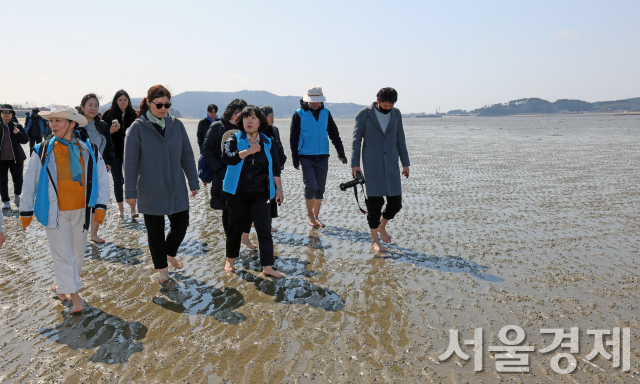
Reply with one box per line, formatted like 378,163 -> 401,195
19,104 -> 110,314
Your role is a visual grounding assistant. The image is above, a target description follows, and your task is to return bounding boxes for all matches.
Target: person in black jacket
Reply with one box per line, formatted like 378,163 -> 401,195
102,90 -> 137,217
0,104 -> 28,209
78,93 -> 115,243
260,105 -> 286,232
202,99 -> 256,248
221,105 -> 284,277
24,108 -> 50,155
197,104 -> 218,154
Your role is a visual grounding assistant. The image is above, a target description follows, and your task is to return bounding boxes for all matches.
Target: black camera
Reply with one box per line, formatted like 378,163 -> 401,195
340,172 -> 365,191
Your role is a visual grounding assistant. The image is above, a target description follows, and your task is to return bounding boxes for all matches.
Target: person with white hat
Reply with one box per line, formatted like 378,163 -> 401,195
19,104 -> 110,314
289,85 -> 347,227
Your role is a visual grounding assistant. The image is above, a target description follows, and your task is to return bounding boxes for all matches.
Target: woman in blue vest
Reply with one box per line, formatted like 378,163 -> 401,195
289,86 -> 347,227
221,105 -> 284,277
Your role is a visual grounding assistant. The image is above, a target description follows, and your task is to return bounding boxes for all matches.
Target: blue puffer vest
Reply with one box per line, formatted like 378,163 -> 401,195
222,131 -> 276,199
297,108 -> 329,156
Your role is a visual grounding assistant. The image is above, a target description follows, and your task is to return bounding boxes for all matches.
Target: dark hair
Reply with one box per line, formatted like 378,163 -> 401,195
259,105 -> 274,118
377,87 -> 398,104
139,85 -> 172,116
79,93 -> 99,116
222,99 -> 247,121
207,104 -> 218,113
236,105 -> 269,132
106,89 -> 137,120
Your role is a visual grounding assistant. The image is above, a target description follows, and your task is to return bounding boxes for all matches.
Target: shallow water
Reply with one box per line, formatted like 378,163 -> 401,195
1,115 -> 639,383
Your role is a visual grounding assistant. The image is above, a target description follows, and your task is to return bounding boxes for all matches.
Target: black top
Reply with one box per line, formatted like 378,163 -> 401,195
102,109 -> 137,159
0,120 -> 28,161
77,115 -> 116,167
221,133 -> 281,194
262,125 -> 287,168
289,99 -> 346,167
197,117 -> 216,154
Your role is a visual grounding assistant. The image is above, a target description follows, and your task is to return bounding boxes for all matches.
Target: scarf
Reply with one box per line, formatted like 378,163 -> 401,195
146,110 -> 166,129
205,115 -> 217,124
33,136 -> 100,226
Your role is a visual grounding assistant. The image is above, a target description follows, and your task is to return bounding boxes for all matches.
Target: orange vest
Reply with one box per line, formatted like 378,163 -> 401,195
53,141 -> 85,211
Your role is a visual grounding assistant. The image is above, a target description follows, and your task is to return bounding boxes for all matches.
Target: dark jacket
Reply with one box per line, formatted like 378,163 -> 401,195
102,109 -> 137,159
262,125 -> 286,168
289,99 -> 345,168
197,116 -> 218,154
0,120 -> 28,162
351,103 -> 410,197
221,133 -> 281,193
202,119 -> 236,209
77,116 -> 116,168
24,114 -> 49,138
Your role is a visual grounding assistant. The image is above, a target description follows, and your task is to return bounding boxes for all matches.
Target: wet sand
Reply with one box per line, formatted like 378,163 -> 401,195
1,115 -> 639,383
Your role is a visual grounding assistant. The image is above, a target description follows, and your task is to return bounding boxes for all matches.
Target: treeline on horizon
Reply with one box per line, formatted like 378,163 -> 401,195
454,97 -> 640,116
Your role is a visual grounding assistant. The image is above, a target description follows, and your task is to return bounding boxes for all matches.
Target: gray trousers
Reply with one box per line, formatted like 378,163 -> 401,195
300,157 -> 328,200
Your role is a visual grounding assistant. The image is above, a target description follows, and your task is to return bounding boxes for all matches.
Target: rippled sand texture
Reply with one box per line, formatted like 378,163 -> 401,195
1,115 -> 639,383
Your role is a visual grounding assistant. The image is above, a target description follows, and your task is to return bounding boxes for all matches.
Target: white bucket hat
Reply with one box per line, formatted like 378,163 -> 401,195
302,85 -> 326,103
39,104 -> 88,127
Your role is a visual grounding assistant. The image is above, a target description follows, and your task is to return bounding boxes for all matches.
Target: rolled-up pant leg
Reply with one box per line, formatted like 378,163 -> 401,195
165,210 -> 190,257
365,196 -> 385,229
45,209 -> 87,294
300,158 -> 318,200
313,157 -> 329,200
382,195 -> 402,221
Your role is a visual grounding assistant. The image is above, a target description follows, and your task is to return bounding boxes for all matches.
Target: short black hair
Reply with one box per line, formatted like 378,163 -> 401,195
207,104 -> 218,113
237,105 -> 269,132
222,99 -> 248,121
259,105 -> 274,117
377,87 -> 398,104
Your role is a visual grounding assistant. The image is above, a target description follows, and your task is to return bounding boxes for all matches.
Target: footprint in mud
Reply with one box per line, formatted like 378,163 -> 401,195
235,269 -> 346,311
273,230 -> 331,249
239,254 -> 320,278
39,305 -> 147,364
177,237 -> 209,257
151,273 -> 246,324
88,242 -> 144,266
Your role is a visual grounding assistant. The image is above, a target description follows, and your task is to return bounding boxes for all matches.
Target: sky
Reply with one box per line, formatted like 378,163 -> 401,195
2,0 -> 639,113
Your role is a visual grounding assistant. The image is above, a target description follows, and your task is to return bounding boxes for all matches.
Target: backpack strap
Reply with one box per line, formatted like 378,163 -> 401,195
37,138 -> 51,166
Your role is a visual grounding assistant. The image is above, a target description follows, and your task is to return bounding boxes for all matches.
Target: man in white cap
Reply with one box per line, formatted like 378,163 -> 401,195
19,104 -> 110,314
290,85 -> 347,227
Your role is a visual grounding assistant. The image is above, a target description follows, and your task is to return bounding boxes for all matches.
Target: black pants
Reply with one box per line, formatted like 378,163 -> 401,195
366,195 -> 402,229
222,209 -> 253,236
143,210 -> 190,269
0,160 -> 24,203
29,136 -> 43,155
226,191 -> 273,266
111,157 -> 124,203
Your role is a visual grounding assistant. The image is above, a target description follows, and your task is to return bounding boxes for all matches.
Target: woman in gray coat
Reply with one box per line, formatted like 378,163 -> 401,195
124,85 -> 199,283
351,87 -> 410,252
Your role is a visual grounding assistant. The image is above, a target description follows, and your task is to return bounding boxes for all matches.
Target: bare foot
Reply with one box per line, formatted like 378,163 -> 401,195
271,226 -> 278,233
115,210 -> 123,218
131,208 -> 139,218
69,293 -> 83,314
51,285 -> 69,301
224,258 -> 235,272
263,266 -> 284,278
157,268 -> 170,283
242,233 -> 257,250
373,242 -> 387,252
90,236 -> 105,243
378,227 -> 391,243
308,217 -> 319,227
167,256 -> 183,269
314,217 -> 325,228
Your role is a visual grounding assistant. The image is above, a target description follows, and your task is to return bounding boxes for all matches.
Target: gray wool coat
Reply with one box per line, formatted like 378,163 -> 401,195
351,103 -> 410,197
124,114 -> 199,215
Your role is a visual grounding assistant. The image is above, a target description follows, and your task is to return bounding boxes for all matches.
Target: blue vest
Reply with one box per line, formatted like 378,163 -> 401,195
297,108 -> 330,156
222,132 -> 276,199
25,116 -> 45,136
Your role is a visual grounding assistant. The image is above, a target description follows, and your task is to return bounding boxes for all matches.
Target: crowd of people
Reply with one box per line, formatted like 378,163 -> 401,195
0,84 -> 410,313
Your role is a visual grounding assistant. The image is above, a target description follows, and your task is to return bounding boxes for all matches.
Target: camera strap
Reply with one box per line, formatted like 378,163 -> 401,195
353,184 -> 368,215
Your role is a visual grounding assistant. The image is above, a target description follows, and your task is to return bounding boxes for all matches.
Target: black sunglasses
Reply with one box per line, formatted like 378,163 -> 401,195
150,101 -> 172,109
0,111 -> 12,114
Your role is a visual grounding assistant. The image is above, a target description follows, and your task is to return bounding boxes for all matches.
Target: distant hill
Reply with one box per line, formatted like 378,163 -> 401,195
102,90 -> 367,119
471,97 -> 640,116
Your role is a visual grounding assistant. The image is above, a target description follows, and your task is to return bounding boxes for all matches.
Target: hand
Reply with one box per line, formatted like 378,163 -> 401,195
402,166 -> 410,178
12,127 -> 19,134
0,233 -> 4,248
352,166 -> 362,178
203,182 -> 208,187
126,198 -> 136,210
248,142 -> 261,154
191,189 -> 198,197
275,190 -> 284,203
339,157 -> 348,164
294,162 -> 300,170
106,165 -> 111,171
110,124 -> 120,134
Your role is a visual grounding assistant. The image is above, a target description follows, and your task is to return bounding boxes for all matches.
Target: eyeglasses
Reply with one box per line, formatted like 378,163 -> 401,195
0,111 -> 12,114
150,101 -> 172,109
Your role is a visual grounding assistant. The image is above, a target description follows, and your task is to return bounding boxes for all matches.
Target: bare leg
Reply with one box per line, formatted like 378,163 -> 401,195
158,268 -> 170,283
377,218 -> 391,243
90,221 -> 105,243
371,228 -> 387,252
306,198 -> 318,226
263,265 -> 283,278
313,199 -> 325,227
69,292 -> 83,313
167,256 -> 183,269
224,257 -> 235,272
241,232 -> 257,249
51,285 -> 69,301
131,203 -> 139,218
116,202 -> 124,218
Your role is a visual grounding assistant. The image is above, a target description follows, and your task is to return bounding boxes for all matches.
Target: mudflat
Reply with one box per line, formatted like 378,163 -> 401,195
1,115 -> 638,383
